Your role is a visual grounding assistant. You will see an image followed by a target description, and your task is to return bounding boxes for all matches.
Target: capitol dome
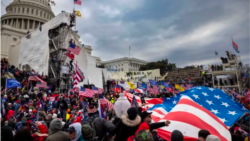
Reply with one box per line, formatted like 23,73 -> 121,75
1,0 -> 55,58
1,0 -> 54,30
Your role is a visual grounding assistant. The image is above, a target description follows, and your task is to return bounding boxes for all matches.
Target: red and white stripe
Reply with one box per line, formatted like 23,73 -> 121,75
98,88 -> 104,94
124,91 -> 161,109
99,98 -> 114,110
153,96 -> 231,141
73,63 -> 84,91
152,86 -> 158,93
79,88 -> 96,97
134,89 -> 143,93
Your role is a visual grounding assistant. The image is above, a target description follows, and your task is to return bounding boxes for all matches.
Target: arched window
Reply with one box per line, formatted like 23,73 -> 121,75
23,8 -> 25,13
18,8 -> 20,13
31,9 -> 34,14
27,8 -> 29,13
36,10 -> 38,15
14,8 -> 16,13
40,11 -> 42,17
44,13 -> 46,18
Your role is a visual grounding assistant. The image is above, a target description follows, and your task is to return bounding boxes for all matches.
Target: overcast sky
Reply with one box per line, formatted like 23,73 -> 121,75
1,0 -> 249,67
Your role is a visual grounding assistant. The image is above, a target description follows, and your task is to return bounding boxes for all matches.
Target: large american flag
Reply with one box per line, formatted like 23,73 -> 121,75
153,96 -> 231,141
73,63 -> 84,91
125,87 -> 247,141
79,88 -> 96,97
99,95 -> 114,110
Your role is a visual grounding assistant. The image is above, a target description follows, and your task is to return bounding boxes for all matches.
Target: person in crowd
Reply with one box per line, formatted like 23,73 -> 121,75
68,122 -> 84,141
232,129 -> 244,141
171,130 -> 184,141
205,135 -> 221,141
82,102 -> 99,125
45,118 -> 69,141
114,107 -> 142,141
14,126 -> 33,141
57,97 -> 68,121
140,111 -> 170,140
198,129 -> 211,141
1,125 -> 14,141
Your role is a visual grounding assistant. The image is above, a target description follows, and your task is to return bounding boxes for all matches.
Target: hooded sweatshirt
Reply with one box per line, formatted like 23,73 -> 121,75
45,118 -> 69,141
69,123 -> 82,141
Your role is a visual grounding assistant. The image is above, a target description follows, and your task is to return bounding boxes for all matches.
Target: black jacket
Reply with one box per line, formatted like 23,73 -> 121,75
114,115 -> 141,141
57,100 -> 68,110
94,118 -> 116,141
148,122 -> 165,131
82,110 -> 99,125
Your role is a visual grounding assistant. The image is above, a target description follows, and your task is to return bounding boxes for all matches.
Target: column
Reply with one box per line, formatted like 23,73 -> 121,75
38,22 -> 41,28
27,19 -> 29,30
16,19 -> 19,28
10,19 -> 13,26
33,20 -> 35,29
21,19 -> 24,29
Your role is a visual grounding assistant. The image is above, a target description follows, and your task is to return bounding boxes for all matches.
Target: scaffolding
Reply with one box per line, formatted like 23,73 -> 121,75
48,23 -> 74,93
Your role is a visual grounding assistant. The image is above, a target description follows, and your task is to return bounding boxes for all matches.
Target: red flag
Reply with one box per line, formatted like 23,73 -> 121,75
65,51 -> 74,60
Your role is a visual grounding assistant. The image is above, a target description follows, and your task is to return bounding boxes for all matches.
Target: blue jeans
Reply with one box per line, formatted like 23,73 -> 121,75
60,109 -> 66,122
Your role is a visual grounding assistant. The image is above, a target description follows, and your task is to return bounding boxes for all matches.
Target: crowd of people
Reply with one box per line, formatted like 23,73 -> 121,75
1,58 -> 250,141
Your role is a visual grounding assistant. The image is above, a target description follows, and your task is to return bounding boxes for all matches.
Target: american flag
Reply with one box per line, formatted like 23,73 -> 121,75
138,87 -> 247,141
92,86 -> 103,94
68,43 -> 81,55
74,0 -> 81,5
152,95 -> 231,141
73,63 -> 84,91
99,95 -> 114,110
79,88 -> 96,97
152,85 -> 158,93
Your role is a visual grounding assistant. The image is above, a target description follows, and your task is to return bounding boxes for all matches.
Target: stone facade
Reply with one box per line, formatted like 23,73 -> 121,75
101,57 -> 148,72
1,0 -> 55,58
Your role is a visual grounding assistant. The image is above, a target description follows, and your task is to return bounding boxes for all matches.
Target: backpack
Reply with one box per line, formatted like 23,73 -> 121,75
82,119 -> 98,141
82,118 -> 108,141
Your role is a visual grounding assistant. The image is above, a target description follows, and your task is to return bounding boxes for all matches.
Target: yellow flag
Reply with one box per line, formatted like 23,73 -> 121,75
74,10 -> 81,17
175,84 -> 180,90
161,86 -> 164,89
127,82 -> 135,89
180,87 -> 185,92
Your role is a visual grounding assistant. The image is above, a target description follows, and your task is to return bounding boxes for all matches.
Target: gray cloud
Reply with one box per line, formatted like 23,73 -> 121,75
2,0 -> 249,67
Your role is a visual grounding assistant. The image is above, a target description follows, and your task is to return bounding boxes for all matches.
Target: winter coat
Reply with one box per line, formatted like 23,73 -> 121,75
94,117 -> 116,141
45,118 -> 69,141
114,115 -> 141,141
82,111 -> 99,125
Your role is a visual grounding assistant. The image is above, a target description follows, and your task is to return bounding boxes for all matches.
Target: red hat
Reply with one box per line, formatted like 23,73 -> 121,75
22,106 -> 25,109
16,100 -> 20,103
74,116 -> 82,123
73,105 -> 76,109
78,112 -> 81,115
70,114 -> 73,118
51,111 -> 54,114
32,109 -> 37,114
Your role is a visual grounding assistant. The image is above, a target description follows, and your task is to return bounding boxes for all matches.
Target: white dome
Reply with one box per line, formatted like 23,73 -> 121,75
1,0 -> 55,30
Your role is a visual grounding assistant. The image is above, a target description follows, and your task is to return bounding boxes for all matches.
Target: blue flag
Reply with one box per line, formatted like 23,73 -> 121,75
149,79 -> 158,86
149,86 -> 247,127
6,79 -> 21,89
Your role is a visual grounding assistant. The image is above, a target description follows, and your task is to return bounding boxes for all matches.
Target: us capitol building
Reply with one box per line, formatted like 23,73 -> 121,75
1,0 -> 55,58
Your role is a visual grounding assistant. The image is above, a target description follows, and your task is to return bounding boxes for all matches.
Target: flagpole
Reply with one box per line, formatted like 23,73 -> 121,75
5,79 -> 7,96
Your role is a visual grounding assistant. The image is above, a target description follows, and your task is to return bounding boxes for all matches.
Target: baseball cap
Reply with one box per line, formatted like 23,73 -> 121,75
68,126 -> 75,133
141,111 -> 152,121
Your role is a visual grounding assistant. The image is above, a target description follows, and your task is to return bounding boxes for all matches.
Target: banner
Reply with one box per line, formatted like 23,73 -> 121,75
6,79 -> 21,89
61,66 -> 69,74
